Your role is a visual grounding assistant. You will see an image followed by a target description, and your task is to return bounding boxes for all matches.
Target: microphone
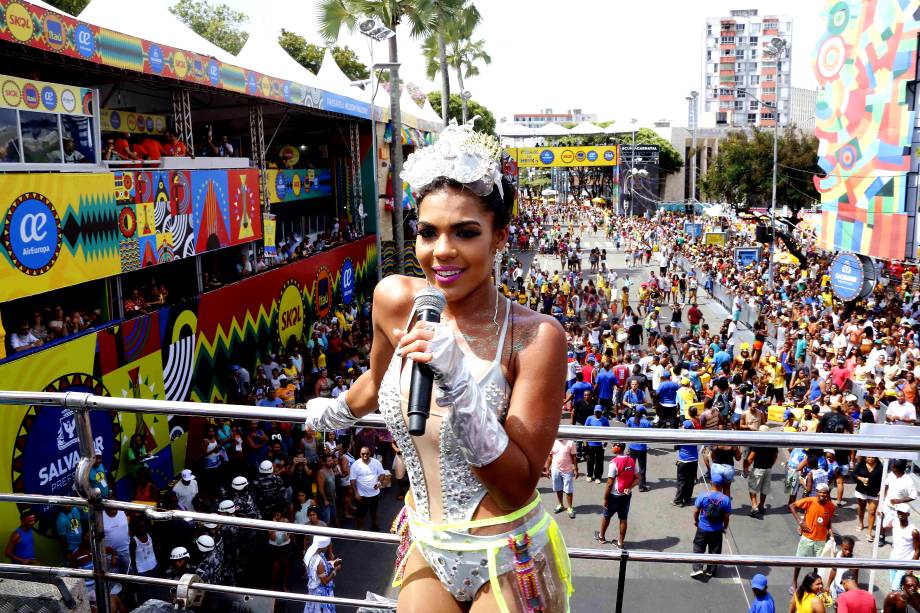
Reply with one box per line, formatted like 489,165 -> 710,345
408,287 -> 447,436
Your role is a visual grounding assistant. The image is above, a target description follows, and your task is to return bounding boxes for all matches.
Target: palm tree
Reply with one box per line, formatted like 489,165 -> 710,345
422,6 -> 489,124
318,0 -> 436,275
431,0 -> 475,127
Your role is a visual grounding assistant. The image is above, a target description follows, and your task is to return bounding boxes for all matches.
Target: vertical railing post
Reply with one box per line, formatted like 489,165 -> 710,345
65,392 -> 110,613
615,549 -> 628,613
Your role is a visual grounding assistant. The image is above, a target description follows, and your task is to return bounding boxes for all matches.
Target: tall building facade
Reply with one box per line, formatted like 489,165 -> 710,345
512,108 -> 597,127
702,9 -> 792,129
789,87 -> 818,130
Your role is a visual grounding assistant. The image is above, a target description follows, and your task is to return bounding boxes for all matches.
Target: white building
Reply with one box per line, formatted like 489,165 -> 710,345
702,9 -> 793,129
512,108 -> 597,128
789,87 -> 818,131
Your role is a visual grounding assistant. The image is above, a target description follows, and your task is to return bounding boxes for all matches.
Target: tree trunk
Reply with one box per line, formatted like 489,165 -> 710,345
455,63 -> 467,124
438,30 -> 450,127
388,35 -> 405,274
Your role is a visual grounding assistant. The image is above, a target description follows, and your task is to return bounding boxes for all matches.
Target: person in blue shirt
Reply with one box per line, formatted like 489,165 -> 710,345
626,408 -> 652,491
794,330 -> 808,362
748,573 -> 775,613
565,372 -> 593,408
584,406 -> 610,483
56,505 -> 84,553
89,453 -> 110,498
691,471 -> 731,578
5,510 -> 36,565
713,347 -> 733,373
655,372 -> 680,429
674,420 -> 700,506
595,362 -> 617,417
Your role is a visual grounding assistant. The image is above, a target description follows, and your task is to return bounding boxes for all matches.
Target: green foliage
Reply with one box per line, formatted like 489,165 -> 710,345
42,0 -> 90,15
427,92 -> 496,135
278,30 -> 369,81
699,127 -> 819,219
317,0 -> 436,41
169,0 -> 249,55
519,173 -> 552,199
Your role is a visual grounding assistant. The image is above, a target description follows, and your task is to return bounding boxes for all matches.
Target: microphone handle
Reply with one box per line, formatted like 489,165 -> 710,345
407,307 -> 440,436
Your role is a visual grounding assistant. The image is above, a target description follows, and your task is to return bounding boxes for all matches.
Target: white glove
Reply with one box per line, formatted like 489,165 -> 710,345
304,394 -> 357,432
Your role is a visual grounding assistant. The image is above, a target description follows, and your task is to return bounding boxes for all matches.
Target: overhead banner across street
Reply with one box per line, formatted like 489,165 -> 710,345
505,146 -> 619,167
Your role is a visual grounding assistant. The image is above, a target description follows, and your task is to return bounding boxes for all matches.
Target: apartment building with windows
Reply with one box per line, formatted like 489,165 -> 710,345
512,108 -> 597,128
702,9 -> 792,128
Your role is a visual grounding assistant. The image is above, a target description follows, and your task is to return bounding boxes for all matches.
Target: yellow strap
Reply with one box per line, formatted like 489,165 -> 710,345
390,541 -> 416,589
487,545 -> 511,613
427,494 -> 542,533
547,519 -> 575,608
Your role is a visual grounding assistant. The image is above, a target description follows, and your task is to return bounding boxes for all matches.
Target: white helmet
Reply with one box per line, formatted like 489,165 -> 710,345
231,476 -> 248,490
196,534 -> 215,552
218,500 -> 237,514
202,522 -> 217,529
259,460 -> 273,474
170,546 -> 190,560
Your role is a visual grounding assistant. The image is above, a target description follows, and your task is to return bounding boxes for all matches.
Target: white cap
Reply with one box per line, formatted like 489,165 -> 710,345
218,500 -> 237,513
202,522 -> 217,529
170,546 -> 190,560
180,469 -> 195,481
259,460 -> 274,474
816,483 -> 830,492
895,502 -> 912,514
196,534 -> 215,552
231,476 -> 248,490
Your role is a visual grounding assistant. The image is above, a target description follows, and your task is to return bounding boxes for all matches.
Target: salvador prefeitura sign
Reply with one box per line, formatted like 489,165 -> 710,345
829,252 -> 877,301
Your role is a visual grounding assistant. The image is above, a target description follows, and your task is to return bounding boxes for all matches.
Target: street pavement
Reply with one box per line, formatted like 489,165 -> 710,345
284,229 -> 898,612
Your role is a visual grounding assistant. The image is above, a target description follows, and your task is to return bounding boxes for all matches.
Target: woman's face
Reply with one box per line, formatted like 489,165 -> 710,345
416,188 -> 507,301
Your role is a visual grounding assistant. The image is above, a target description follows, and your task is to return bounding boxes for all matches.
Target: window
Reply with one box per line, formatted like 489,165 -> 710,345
749,75 -> 760,85
747,113 -> 757,124
735,23 -> 745,31
716,112 -> 728,125
0,108 -> 21,163
713,63 -> 719,72
762,87 -> 776,94
720,63 -> 734,71
749,100 -> 759,110
735,49 -> 745,57
749,36 -> 758,44
719,88 -> 733,96
706,25 -> 712,35
762,112 -> 775,121
721,48 -> 734,57
720,36 -> 735,44
750,23 -> 760,33
750,49 -> 758,59
20,111 -> 61,164
707,50 -> 712,61
734,75 -> 744,83
748,62 -> 758,71
733,100 -> 744,110
764,72 -> 775,81
60,116 -> 96,164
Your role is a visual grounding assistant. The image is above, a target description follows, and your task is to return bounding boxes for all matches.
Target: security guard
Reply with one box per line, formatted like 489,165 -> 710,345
252,460 -> 286,519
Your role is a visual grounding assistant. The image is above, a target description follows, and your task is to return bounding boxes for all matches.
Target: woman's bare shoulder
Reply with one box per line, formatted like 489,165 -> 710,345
373,275 -> 427,326
508,303 -> 566,356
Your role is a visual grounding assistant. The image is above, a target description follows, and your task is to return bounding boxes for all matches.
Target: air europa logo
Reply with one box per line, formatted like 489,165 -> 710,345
277,280 -> 304,347
2,192 -> 63,276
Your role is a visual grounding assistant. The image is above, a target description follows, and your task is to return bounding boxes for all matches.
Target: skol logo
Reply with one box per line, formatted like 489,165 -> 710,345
277,281 -> 304,346
6,3 -> 34,42
2,80 -> 22,108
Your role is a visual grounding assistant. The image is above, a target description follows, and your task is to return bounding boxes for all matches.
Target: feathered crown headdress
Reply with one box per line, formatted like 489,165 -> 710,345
401,117 -> 504,199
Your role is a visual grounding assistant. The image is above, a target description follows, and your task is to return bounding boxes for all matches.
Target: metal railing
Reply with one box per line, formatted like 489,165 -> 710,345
0,390 -> 918,612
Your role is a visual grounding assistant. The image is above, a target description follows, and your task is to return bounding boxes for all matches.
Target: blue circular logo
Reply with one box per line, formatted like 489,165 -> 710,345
275,172 -> 288,199
74,24 -> 95,58
282,82 -> 292,102
148,44 -> 164,73
40,86 -> 57,111
109,111 -> 121,130
587,150 -> 598,162
604,150 -> 615,162
341,258 -> 355,305
146,117 -> 154,132
539,149 -> 555,165
207,60 -> 220,86
829,252 -> 863,301
3,194 -> 62,275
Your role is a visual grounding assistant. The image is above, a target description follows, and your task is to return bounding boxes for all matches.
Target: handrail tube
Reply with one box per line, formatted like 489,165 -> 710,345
0,391 -> 916,451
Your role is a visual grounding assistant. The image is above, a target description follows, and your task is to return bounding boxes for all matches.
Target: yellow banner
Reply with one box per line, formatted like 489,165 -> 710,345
263,213 -> 277,256
0,73 -> 92,116
704,232 -> 727,246
100,109 -> 168,134
506,146 -> 619,167
0,173 -> 122,302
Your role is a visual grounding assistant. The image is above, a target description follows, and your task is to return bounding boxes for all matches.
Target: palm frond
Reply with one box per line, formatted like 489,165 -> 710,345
317,0 -> 353,42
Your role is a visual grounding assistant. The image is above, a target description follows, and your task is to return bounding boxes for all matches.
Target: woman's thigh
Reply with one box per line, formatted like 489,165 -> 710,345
398,548 -> 465,613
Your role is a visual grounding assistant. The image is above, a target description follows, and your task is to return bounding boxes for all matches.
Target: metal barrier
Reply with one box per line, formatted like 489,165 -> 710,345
0,390 -> 919,612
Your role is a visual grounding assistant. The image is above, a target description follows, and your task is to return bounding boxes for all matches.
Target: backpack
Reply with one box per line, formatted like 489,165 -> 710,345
610,455 -> 636,494
703,493 -> 724,523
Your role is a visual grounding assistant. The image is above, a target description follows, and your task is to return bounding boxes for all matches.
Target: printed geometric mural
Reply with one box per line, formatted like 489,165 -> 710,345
813,0 -> 920,260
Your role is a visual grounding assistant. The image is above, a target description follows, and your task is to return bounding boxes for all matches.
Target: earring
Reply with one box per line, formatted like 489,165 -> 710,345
493,251 -> 502,288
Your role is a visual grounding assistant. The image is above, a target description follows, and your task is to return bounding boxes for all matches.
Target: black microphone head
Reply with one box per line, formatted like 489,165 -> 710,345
414,287 -> 446,315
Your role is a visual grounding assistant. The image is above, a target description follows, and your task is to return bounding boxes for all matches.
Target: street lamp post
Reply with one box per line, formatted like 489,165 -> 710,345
737,37 -> 786,291
359,18 -> 396,281
629,118 -> 637,216
686,91 -> 698,202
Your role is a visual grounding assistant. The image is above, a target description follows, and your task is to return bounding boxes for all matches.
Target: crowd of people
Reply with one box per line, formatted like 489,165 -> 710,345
8,304 -> 104,354
500,200 -> 920,611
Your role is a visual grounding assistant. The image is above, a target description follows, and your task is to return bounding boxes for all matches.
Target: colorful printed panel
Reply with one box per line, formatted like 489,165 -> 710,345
193,236 -> 376,401
265,169 -> 333,204
0,0 -> 399,125
813,0 -> 920,260
0,173 -> 122,302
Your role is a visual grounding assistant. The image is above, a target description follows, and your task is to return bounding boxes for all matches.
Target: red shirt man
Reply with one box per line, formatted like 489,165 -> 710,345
140,138 -> 164,160
687,304 -> 703,326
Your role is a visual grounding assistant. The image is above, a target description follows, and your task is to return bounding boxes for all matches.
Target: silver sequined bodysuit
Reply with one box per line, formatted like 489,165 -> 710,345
379,298 -> 512,523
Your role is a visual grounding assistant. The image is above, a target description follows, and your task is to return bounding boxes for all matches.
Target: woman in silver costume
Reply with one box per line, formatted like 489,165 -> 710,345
305,122 -> 573,612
